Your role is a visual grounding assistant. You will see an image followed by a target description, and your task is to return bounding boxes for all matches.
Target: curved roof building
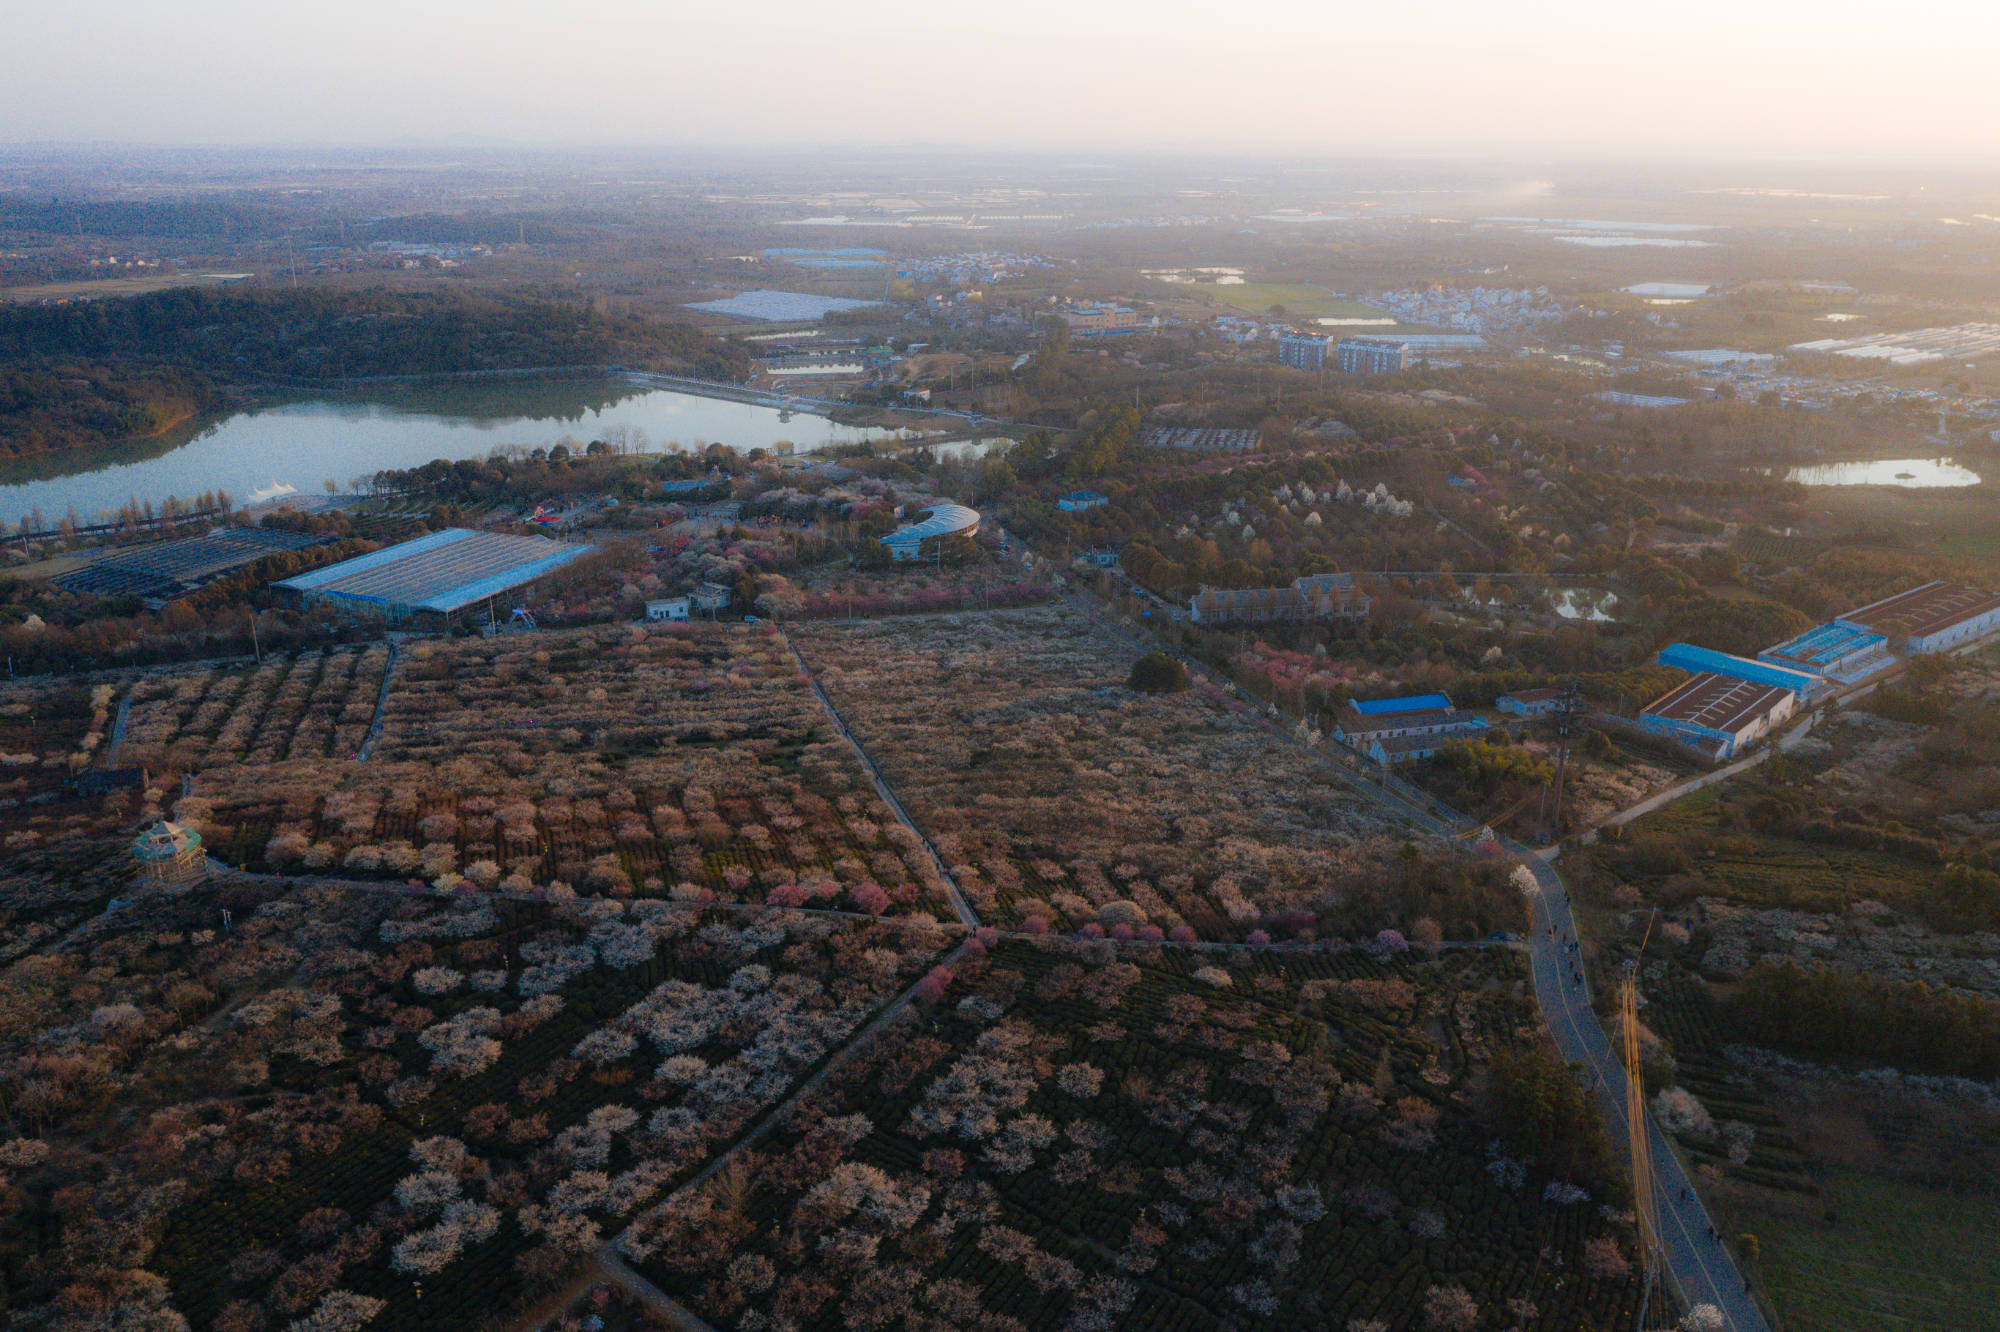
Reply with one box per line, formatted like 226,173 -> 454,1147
881,504 -> 980,560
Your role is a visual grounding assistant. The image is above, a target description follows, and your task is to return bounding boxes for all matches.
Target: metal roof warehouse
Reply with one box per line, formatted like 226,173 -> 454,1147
1656,643 -> 1820,697
275,528 -> 588,621
1835,580 -> 2000,652
1637,671 -> 1799,761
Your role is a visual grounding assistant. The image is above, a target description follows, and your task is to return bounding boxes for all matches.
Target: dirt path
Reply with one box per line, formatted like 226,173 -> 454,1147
355,638 -> 402,761
595,1244 -> 720,1331
777,626 -> 981,930
104,689 -> 133,767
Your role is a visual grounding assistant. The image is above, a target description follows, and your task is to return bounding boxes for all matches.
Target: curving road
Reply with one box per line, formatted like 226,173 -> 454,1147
1514,844 -> 1770,1332
1014,529 -> 1769,1327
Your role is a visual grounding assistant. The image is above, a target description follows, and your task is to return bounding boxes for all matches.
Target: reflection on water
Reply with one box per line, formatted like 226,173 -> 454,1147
1784,458 -> 1981,488
1461,587 -> 1619,621
903,437 -> 1015,462
1552,588 -> 1619,622
0,378 -> 908,526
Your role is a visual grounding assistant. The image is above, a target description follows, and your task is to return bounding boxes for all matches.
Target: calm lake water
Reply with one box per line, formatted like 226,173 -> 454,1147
1783,458 -> 1982,488
0,378 -> 909,526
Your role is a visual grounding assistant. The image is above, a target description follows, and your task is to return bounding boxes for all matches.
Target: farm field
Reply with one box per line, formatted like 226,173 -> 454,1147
1746,1170 -> 2000,1331
1587,784 -> 1961,922
0,680 -> 111,831
121,644 -> 392,770
790,607 -> 1522,942
1177,283 -> 1390,321
0,271 -> 252,303
623,938 -> 1643,1332
155,624 -> 958,918
0,872 -> 948,1332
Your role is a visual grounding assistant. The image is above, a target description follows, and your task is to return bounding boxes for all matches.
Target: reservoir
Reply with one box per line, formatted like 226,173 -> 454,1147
0,377 -> 912,527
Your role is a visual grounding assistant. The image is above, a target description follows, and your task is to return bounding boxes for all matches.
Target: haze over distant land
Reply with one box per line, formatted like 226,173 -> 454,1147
6,0 -> 1999,159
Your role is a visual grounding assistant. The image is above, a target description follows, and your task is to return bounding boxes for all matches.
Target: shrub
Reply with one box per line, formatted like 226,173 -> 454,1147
1583,1236 -> 1631,1279
1423,1284 -> 1478,1331
1126,652 -> 1189,694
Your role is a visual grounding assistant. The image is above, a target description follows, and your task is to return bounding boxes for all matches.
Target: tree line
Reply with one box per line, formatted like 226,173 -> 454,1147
0,288 -> 751,457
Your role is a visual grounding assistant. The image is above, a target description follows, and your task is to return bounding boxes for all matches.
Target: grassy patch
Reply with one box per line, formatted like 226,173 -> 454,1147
1178,284 -> 1388,321
1748,1170 -> 2000,1331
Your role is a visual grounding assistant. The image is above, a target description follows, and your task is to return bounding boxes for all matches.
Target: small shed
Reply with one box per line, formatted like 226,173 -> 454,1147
646,597 -> 690,623
133,821 -> 205,887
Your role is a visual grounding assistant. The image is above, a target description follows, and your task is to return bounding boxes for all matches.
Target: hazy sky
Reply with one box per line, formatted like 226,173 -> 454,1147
8,0 -> 1999,159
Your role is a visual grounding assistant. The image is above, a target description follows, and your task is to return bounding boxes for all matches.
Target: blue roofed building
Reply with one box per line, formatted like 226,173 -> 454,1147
1334,693 -> 1488,763
1758,622 -> 1894,685
1637,671 -> 1799,761
1057,490 -> 1108,512
1656,643 -> 1822,698
1351,694 -> 1454,716
275,529 -> 589,625
880,504 -> 981,561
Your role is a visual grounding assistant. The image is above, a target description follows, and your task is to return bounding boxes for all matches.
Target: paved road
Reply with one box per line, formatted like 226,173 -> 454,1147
1514,844 -> 1770,1332
1020,533 -> 1768,1326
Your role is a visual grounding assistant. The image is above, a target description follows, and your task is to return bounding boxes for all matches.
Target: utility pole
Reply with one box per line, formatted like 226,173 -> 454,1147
1546,678 -> 1586,842
1624,913 -> 1665,1332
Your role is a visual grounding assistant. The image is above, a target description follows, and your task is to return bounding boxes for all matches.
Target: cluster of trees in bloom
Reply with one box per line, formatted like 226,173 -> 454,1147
1021,447 -> 1505,603
0,682 -> 107,848
0,857 -> 948,1332
120,645 -> 391,773
153,625 -> 954,918
793,607 -> 1523,942
622,936 -> 1639,1330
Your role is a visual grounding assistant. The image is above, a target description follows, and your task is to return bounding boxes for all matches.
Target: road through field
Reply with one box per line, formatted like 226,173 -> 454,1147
1017,533 -> 1770,1327
1517,845 -> 1771,1332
